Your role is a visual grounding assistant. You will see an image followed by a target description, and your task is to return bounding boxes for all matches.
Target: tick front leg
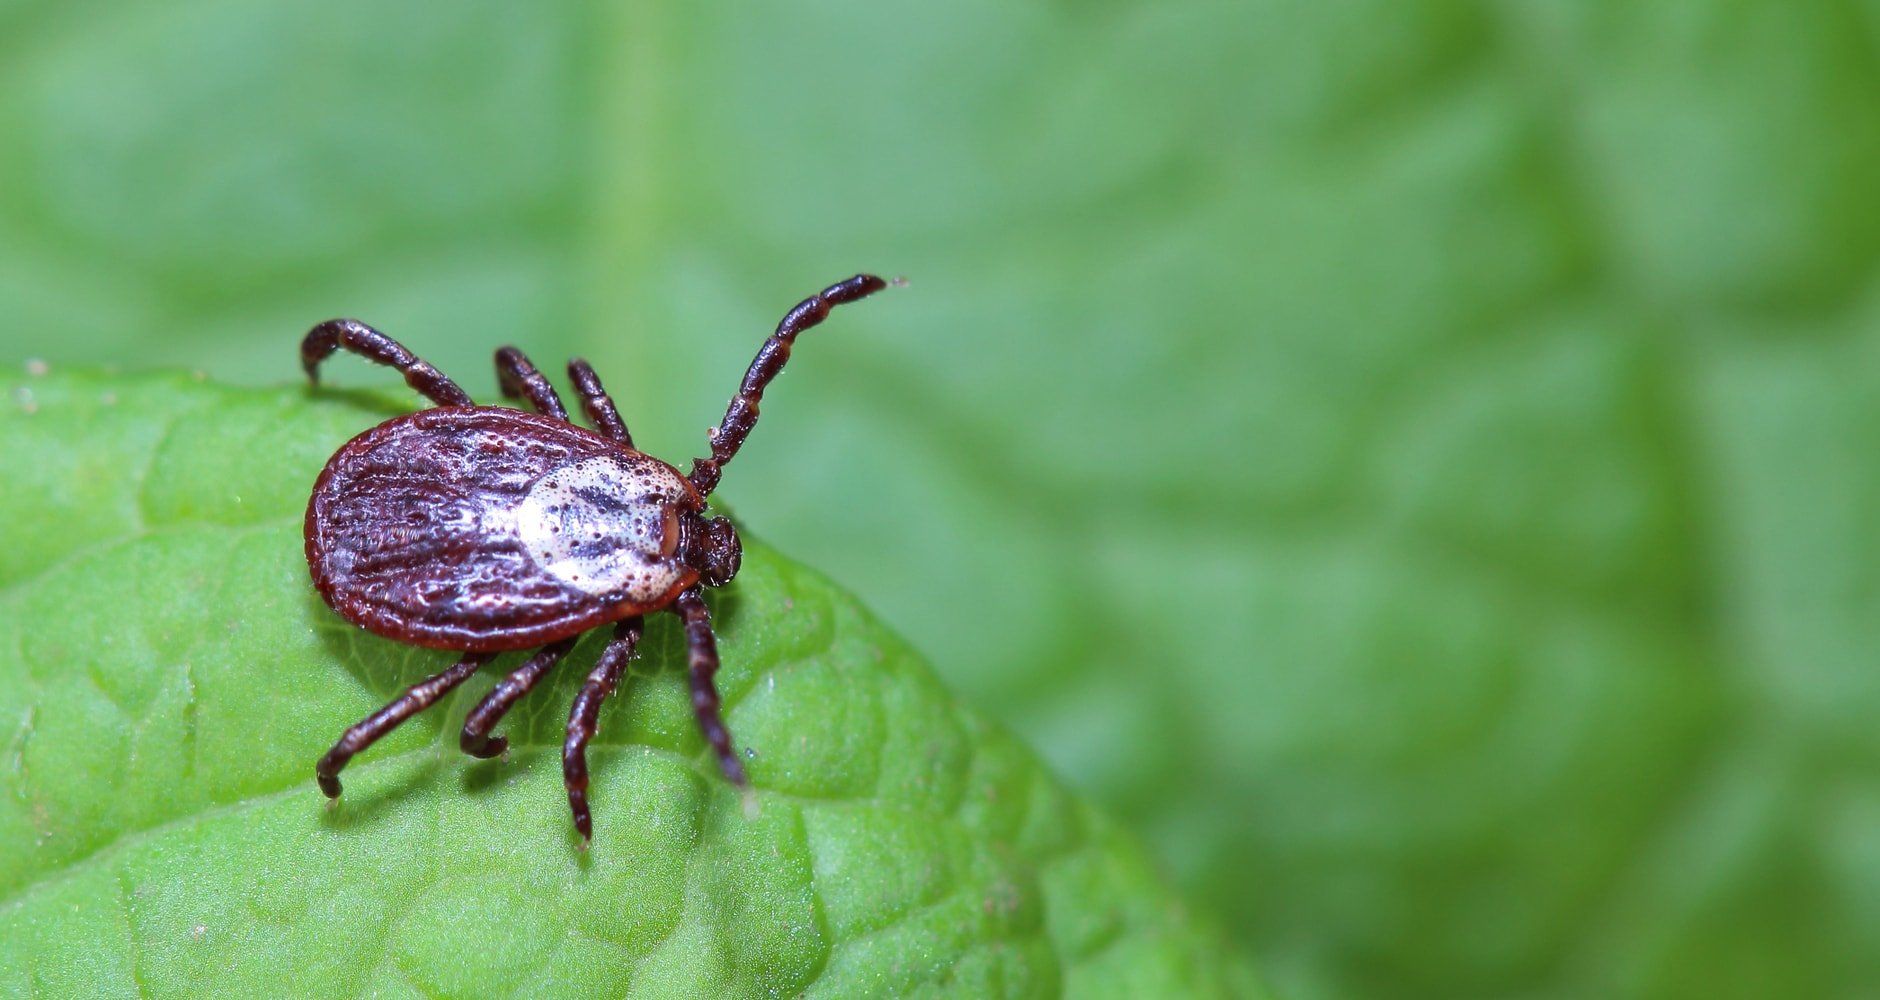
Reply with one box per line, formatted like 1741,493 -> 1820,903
567,359 -> 633,447
301,319 -> 475,407
460,637 -> 579,758
494,346 -> 569,420
687,274 -> 892,496
316,652 -> 494,798
563,617 -> 643,841
674,588 -> 749,787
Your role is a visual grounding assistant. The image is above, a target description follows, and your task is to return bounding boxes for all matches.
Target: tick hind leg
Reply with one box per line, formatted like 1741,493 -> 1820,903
316,652 -> 494,798
568,359 -> 633,447
675,588 -> 749,788
494,347 -> 569,420
564,617 -> 644,842
460,637 -> 579,758
301,319 -> 474,407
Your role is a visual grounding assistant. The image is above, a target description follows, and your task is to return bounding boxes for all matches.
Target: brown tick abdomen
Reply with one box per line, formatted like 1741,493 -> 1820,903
305,407 -> 700,652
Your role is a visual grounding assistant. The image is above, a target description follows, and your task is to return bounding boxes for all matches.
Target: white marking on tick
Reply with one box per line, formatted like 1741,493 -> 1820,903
515,455 -> 683,597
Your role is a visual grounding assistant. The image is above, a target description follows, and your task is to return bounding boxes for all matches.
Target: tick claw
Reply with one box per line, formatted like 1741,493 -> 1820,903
460,733 -> 506,760
570,789 -> 594,843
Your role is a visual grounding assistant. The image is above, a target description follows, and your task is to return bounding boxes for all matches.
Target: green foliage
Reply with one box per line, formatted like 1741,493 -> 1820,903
2,3 -> 1878,998
0,371 -> 1259,999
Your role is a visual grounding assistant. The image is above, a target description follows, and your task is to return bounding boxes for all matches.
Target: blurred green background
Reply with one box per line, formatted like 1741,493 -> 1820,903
2,2 -> 1875,998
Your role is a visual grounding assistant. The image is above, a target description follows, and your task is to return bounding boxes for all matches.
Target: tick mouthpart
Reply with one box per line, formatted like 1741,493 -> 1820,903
689,515 -> 742,588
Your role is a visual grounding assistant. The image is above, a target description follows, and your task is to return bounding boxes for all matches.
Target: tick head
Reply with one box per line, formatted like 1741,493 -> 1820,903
687,514 -> 742,588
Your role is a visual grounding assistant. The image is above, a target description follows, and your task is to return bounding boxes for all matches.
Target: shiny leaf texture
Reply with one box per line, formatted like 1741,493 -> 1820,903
0,371 -> 1259,999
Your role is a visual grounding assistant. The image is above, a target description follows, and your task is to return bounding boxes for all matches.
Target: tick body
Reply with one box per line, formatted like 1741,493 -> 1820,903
301,274 -> 891,840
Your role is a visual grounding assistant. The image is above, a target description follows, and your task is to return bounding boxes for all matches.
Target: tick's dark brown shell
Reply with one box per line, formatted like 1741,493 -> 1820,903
306,406 -> 702,652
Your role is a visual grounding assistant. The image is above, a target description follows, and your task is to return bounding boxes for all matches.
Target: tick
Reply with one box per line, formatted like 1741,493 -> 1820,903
301,274 -> 892,840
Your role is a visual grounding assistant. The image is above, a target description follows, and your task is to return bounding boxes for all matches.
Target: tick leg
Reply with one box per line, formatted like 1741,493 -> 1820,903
687,274 -> 892,496
316,652 -> 494,798
301,319 -> 474,407
460,637 -> 579,758
568,359 -> 633,447
564,617 -> 643,841
494,346 -> 569,420
674,587 -> 749,787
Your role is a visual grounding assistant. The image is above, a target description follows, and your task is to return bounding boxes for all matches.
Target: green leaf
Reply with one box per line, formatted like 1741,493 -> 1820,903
0,370 -> 1260,999
4,3 -> 1879,998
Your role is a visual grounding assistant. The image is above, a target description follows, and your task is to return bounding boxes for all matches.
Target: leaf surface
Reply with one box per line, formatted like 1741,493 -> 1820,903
2,2 -> 1877,997
0,371 -> 1259,999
